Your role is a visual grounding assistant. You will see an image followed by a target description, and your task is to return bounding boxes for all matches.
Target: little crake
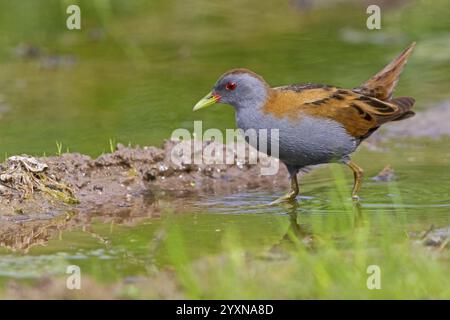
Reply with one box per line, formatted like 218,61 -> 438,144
193,43 -> 416,204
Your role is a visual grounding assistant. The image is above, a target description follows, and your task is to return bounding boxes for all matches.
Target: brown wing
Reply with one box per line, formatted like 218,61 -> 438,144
263,86 -> 412,139
353,42 -> 416,100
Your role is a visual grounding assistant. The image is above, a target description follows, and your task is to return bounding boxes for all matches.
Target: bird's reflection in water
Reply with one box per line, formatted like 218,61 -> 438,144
352,202 -> 364,229
267,201 -> 364,258
274,202 -> 315,252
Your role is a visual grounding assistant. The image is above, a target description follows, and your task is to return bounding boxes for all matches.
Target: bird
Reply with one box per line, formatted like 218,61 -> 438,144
193,43 -> 416,204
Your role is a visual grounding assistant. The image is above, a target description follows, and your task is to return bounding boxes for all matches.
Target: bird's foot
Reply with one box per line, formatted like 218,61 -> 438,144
269,193 -> 298,206
352,194 -> 360,202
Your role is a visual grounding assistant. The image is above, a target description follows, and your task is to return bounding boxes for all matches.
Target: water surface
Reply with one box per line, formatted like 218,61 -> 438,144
0,0 -> 449,298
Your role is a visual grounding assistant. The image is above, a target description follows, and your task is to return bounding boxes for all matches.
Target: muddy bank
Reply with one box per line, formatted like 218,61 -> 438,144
0,140 -> 288,250
0,140 -> 287,214
410,226 -> 450,250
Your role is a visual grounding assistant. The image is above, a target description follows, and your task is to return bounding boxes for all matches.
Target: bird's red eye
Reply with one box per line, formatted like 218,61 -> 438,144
226,82 -> 237,91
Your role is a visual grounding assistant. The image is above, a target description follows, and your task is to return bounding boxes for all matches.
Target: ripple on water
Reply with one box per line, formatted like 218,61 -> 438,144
190,187 -> 450,225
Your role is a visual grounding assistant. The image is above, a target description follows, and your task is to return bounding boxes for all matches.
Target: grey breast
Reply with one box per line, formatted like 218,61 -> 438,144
235,108 -> 358,167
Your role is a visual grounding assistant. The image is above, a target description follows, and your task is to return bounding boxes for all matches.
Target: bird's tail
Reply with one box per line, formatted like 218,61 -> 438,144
389,97 -> 415,121
354,42 -> 416,101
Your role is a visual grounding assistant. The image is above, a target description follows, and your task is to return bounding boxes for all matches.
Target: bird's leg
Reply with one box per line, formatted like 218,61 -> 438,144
270,174 -> 299,205
345,159 -> 364,201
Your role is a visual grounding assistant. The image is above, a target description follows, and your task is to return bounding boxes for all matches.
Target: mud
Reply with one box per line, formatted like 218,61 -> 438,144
1,141 -> 287,211
409,226 -> 450,250
0,140 -> 288,250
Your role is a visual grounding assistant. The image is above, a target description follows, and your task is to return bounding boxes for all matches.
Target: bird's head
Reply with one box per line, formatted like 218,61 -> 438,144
193,69 -> 269,111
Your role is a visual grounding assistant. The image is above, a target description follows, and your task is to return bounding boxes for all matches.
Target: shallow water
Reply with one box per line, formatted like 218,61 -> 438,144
0,1 -> 449,297
0,140 -> 449,285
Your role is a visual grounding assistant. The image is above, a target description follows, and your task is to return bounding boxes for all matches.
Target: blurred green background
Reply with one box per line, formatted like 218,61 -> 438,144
0,0 -> 449,155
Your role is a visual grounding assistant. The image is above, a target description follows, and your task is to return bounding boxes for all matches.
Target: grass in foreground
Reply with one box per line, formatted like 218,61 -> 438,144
1,165 -> 447,299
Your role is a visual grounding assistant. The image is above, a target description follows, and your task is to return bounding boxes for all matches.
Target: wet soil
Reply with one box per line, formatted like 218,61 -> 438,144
0,140 -> 288,250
